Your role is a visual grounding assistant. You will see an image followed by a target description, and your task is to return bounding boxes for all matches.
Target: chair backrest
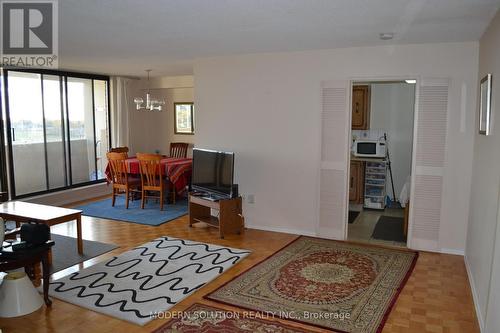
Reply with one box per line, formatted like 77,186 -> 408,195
106,152 -> 129,185
169,142 -> 189,158
137,153 -> 163,188
109,146 -> 129,154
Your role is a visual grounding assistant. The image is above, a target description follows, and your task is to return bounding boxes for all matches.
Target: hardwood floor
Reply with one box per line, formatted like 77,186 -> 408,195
0,199 -> 480,333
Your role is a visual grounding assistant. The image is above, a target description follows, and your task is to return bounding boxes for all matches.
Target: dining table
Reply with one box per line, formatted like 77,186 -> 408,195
105,156 -> 192,195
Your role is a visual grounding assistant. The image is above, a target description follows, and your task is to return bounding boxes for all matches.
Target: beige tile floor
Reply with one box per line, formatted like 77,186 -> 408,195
347,204 -> 407,248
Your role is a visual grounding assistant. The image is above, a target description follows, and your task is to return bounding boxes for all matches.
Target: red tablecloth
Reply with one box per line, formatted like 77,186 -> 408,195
105,157 -> 192,195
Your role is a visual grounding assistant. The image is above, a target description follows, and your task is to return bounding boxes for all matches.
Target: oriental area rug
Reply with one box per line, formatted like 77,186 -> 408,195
153,303 -> 310,333
206,236 -> 418,332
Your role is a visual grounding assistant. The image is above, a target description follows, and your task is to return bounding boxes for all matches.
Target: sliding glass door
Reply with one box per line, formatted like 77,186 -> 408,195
2,69 -> 110,198
7,71 -> 47,195
67,77 -> 97,184
43,74 -> 67,189
93,80 -> 110,179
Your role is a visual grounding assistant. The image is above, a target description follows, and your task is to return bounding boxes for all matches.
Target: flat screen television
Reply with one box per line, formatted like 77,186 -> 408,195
191,148 -> 235,198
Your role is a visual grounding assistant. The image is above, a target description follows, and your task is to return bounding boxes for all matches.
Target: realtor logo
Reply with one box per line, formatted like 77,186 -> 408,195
1,0 -> 58,68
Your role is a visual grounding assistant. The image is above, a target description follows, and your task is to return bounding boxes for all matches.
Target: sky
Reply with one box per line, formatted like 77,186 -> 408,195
8,72 -> 87,122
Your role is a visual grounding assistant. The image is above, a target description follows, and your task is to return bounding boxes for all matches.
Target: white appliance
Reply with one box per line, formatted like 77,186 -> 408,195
353,139 -> 386,158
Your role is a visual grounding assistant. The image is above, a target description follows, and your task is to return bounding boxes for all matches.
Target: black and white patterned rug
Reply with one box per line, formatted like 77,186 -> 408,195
48,236 -> 250,325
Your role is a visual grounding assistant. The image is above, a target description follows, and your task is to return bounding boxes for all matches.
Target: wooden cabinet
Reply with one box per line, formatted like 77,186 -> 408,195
189,195 -> 244,239
352,85 -> 370,130
349,161 -> 364,204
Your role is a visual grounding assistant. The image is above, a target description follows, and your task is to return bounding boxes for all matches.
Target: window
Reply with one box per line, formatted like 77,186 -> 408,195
2,69 -> 110,198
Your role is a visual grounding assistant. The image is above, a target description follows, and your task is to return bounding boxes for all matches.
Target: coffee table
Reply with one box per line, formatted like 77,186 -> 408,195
0,201 -> 83,258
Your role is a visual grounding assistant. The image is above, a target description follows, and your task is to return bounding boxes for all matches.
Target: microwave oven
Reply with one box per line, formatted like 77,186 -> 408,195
353,140 -> 386,158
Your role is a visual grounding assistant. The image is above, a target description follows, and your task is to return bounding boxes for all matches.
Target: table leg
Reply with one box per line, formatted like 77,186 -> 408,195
76,214 -> 83,255
25,264 -> 41,287
47,248 -> 53,265
41,252 -> 52,307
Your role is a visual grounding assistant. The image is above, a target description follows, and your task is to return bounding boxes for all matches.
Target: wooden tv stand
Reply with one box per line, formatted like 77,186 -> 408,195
188,194 -> 244,239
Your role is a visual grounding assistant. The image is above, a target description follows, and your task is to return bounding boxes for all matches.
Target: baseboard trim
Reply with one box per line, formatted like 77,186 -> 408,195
464,255 -> 485,332
246,224 -> 316,237
24,183 -> 112,207
408,238 -> 439,252
248,226 -> 467,256
440,248 -> 465,256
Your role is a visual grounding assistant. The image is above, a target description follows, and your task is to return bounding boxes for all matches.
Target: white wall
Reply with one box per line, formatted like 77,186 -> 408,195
194,42 -> 478,252
466,9 -> 500,332
127,76 -> 194,156
486,201 -> 500,332
369,82 -> 415,198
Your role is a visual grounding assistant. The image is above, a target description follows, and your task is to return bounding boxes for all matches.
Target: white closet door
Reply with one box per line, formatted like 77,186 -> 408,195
318,80 -> 350,239
409,79 -> 449,251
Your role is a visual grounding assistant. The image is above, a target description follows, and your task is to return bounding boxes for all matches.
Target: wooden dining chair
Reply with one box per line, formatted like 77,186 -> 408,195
109,146 -> 129,154
169,142 -> 189,158
106,152 -> 140,209
168,142 -> 188,204
137,153 -> 169,210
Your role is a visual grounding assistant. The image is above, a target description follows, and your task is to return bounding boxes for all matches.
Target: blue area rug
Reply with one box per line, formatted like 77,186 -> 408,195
75,197 -> 188,226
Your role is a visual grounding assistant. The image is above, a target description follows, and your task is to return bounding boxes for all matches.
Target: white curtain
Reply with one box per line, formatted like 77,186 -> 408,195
110,77 -> 131,148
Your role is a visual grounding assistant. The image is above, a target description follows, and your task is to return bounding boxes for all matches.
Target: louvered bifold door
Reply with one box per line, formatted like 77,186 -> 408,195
409,79 -> 449,251
318,81 -> 350,239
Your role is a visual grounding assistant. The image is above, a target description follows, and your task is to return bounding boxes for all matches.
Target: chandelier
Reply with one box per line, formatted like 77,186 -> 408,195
133,69 -> 165,111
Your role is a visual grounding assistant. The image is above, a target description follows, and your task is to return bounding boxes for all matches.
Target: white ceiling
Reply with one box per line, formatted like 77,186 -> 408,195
58,0 -> 500,77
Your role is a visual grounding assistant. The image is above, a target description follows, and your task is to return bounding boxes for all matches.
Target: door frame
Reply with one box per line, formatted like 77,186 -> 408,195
0,69 -> 9,201
344,76 -> 420,248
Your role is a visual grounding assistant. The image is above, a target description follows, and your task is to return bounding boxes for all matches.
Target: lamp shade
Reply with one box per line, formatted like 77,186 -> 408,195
0,272 -> 44,317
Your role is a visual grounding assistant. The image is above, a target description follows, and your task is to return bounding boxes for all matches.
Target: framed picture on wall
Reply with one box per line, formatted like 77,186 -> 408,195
174,102 -> 194,134
479,74 -> 492,135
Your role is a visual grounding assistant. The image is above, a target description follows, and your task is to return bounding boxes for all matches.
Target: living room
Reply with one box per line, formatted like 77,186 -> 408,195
1,1 -> 500,332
